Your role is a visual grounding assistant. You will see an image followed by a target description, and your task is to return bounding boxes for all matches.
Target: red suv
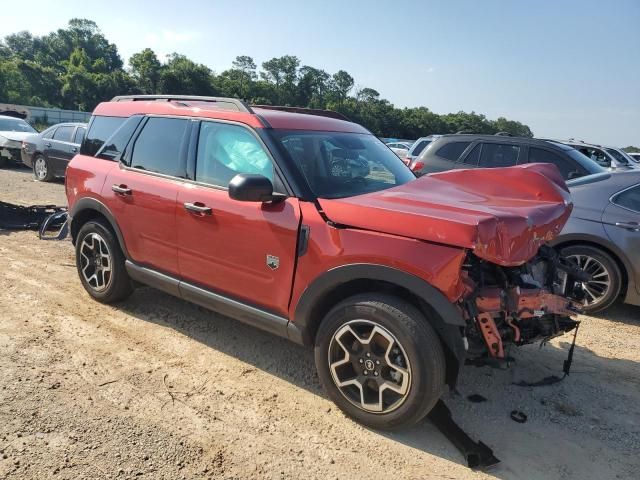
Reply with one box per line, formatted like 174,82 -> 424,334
66,95 -> 585,430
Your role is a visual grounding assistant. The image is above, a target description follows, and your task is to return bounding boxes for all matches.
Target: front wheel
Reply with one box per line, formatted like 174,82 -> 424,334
33,155 -> 54,182
314,294 -> 446,430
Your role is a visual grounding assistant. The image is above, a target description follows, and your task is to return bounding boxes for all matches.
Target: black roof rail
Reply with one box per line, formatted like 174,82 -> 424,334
494,131 -> 514,137
252,105 -> 351,122
110,95 -> 254,113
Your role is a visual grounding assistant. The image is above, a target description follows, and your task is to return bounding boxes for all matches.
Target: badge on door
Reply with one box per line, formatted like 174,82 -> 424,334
266,255 -> 280,270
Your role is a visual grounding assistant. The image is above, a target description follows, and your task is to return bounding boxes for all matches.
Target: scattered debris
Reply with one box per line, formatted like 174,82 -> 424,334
467,394 -> 487,403
428,400 -> 500,470
0,201 -> 65,231
510,410 -> 528,423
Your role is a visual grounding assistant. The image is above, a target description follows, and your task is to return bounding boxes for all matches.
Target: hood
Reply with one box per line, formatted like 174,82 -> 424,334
0,131 -> 34,142
318,163 -> 572,266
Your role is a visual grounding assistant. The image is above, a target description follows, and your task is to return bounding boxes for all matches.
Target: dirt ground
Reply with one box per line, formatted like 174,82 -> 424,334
1,166 -> 639,480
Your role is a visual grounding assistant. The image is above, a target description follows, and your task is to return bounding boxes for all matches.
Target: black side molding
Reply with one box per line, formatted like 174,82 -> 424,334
124,261 -> 293,342
291,264 -> 467,358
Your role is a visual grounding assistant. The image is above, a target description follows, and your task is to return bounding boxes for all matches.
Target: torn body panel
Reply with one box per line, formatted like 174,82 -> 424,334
318,163 -> 572,267
460,246 -> 584,361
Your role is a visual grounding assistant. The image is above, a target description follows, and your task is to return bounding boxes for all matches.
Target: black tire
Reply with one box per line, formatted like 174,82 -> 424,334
314,293 -> 446,430
33,154 -> 54,182
75,219 -> 133,303
560,244 -> 622,313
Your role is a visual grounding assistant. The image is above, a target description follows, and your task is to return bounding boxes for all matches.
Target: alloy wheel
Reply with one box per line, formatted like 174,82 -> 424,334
79,233 -> 113,292
34,157 -> 47,180
566,254 -> 611,307
328,319 -> 411,414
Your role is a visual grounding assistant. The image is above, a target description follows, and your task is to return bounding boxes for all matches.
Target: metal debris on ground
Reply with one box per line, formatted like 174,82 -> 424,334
0,201 -> 68,239
510,410 -> 528,423
467,394 -> 488,403
428,400 -> 500,470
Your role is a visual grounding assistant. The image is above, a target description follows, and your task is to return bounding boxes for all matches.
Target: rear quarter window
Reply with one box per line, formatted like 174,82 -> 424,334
612,185 -> 640,212
529,147 -> 587,179
81,116 -> 127,157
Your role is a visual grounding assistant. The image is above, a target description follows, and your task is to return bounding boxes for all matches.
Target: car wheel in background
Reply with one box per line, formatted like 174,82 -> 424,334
560,245 -> 622,313
314,293 -> 445,430
75,219 -> 133,304
33,155 -> 54,182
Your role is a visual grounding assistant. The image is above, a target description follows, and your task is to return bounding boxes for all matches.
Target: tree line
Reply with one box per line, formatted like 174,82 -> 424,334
0,19 -> 534,138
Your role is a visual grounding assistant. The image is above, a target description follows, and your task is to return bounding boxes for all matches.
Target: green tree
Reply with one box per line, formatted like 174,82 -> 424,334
261,55 -> 300,104
129,48 -> 162,93
159,53 -> 217,95
329,70 -> 354,106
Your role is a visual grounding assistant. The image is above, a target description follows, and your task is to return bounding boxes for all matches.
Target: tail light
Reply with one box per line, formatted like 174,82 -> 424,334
411,160 -> 425,173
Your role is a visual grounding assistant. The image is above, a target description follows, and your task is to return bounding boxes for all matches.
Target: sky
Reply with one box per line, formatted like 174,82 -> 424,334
2,0 -> 639,146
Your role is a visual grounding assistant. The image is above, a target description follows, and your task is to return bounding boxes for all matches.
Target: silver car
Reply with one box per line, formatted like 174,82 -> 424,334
563,141 -> 637,171
551,171 -> 640,312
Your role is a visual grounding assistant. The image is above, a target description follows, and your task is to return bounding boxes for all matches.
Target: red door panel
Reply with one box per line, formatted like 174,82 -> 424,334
102,166 -> 180,275
176,183 -> 301,316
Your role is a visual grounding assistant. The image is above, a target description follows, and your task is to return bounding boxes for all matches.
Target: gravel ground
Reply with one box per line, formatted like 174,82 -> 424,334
1,166 -> 639,479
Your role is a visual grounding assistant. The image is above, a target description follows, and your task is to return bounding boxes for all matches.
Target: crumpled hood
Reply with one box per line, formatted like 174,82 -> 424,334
0,131 -> 33,143
318,163 -> 572,266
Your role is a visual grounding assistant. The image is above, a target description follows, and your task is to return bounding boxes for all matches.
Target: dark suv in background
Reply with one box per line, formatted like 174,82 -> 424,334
21,122 -> 87,181
409,134 -> 604,180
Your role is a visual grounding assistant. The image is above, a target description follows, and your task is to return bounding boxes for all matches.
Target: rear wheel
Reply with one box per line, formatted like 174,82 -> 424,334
560,244 -> 622,313
314,294 -> 446,430
33,155 -> 54,182
75,219 -> 133,303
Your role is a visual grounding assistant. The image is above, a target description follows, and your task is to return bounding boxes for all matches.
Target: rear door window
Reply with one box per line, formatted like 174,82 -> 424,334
612,185 -> 640,212
129,117 -> 189,177
529,147 -> 587,179
478,143 -> 520,167
52,126 -> 74,142
81,116 -> 127,157
436,141 -> 471,161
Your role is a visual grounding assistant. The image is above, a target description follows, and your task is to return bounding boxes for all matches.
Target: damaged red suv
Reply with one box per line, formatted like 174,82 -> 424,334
66,95 -> 586,430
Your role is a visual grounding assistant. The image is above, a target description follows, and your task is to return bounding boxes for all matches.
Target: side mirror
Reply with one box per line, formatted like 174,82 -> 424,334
228,174 -> 285,203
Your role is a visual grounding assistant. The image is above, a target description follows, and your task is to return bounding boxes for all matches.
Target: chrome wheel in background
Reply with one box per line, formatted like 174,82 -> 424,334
34,156 -> 48,181
566,253 -> 611,308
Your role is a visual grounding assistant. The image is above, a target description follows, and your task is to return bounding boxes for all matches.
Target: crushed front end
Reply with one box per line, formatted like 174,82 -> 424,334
460,245 -> 589,365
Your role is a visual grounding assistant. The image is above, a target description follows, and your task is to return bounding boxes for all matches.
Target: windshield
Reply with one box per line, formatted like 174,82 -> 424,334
567,148 -> 607,175
605,148 -> 630,165
0,117 -> 36,133
271,130 -> 416,199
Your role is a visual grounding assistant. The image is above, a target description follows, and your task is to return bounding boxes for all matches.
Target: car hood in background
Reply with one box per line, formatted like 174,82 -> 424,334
318,163 -> 572,266
0,131 -> 35,142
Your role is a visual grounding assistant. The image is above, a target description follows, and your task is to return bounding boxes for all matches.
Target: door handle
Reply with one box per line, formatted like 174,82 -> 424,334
112,184 -> 132,195
71,147 -> 78,153
184,202 -> 212,215
614,222 -> 640,231
45,143 -> 51,148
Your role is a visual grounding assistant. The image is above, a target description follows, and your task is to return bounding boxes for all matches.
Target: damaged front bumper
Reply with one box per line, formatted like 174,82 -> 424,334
459,246 -> 587,363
